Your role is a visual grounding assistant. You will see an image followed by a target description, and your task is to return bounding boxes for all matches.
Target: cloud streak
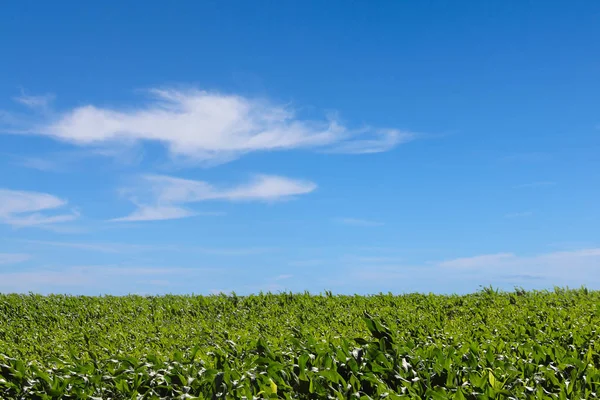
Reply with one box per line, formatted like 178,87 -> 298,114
13,92 -> 54,110
21,239 -> 169,254
21,239 -> 275,256
348,248 -> 600,291
0,253 -> 31,265
438,249 -> 600,281
16,156 -> 62,172
0,265 -> 220,294
0,189 -> 79,228
4,88 -> 414,163
114,174 -> 316,222
438,253 -> 515,269
112,205 -> 198,222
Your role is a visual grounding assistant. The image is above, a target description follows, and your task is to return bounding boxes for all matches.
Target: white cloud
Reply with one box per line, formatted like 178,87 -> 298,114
22,239 -> 274,256
21,239 -> 169,253
438,253 -> 515,269
324,129 -> 414,154
114,174 -> 316,222
350,248 -> 600,290
0,265 -> 217,294
14,92 -> 54,110
0,253 -> 31,265
8,211 -> 80,226
6,88 -> 414,163
146,174 -> 317,202
438,249 -> 600,282
8,145 -> 144,174
111,205 -> 197,222
0,189 -> 64,214
336,217 -> 384,227
21,158 -> 60,172
0,189 -> 79,228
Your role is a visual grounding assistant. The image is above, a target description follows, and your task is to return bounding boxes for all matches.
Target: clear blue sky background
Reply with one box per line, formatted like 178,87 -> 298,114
1,1 -> 599,295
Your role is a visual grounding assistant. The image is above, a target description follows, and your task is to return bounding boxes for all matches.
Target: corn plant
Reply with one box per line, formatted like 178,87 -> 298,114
1,288 -> 599,398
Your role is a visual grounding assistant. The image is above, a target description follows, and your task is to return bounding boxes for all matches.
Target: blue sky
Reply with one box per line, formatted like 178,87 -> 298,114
1,1 -> 599,295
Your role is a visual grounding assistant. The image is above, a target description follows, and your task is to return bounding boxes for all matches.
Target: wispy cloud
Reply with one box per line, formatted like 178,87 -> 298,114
20,239 -> 275,257
3,88 -> 414,164
504,211 -> 533,218
323,129 -> 415,154
0,253 -> 31,265
438,253 -> 515,269
0,265 -> 219,294
144,174 -> 317,203
514,181 -> 556,189
13,91 -> 54,111
112,205 -> 198,222
8,145 -> 145,174
17,157 -> 62,172
114,174 -> 316,222
21,239 -> 165,254
437,248 -> 600,275
274,274 -> 293,281
0,189 -> 79,228
335,217 -> 384,227
347,248 -> 600,291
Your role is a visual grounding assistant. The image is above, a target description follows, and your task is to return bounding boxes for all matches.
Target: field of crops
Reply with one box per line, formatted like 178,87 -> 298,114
1,288 -> 599,399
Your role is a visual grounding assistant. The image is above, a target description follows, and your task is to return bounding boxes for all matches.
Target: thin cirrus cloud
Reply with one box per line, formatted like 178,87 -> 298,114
0,265 -> 221,294
349,248 -> 600,290
435,248 -> 600,281
112,174 -> 317,222
16,156 -> 62,172
0,253 -> 31,265
13,92 -> 55,110
112,205 -> 199,222
20,239 -> 274,256
5,88 -> 415,163
0,189 -> 79,228
20,239 -> 177,254
437,253 -> 515,269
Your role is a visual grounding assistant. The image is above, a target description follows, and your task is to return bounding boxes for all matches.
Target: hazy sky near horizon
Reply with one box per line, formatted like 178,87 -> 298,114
1,1 -> 599,295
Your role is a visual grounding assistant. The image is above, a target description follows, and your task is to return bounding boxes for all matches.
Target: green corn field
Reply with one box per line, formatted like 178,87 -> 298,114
1,288 -> 599,399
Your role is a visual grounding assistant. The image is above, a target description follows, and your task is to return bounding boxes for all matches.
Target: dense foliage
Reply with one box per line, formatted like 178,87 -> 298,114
1,288 -> 599,399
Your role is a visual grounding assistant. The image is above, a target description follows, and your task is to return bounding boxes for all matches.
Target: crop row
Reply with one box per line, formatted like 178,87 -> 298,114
0,288 -> 599,398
